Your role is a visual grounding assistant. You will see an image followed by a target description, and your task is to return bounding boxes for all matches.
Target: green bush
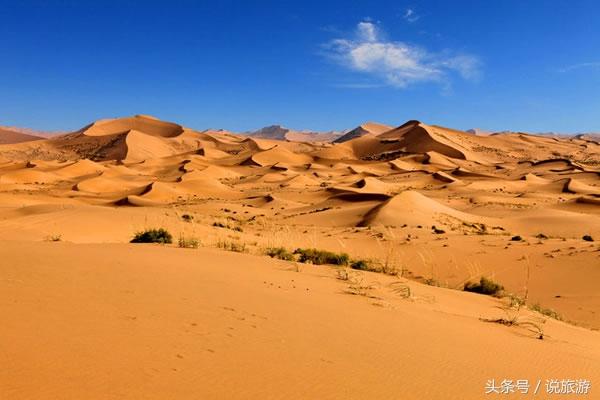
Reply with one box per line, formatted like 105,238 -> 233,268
463,276 -> 504,296
350,259 -> 370,270
131,228 -> 173,244
293,248 -> 349,266
265,247 -> 294,261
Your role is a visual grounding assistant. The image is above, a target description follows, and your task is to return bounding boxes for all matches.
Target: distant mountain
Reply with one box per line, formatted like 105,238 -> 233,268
0,125 -> 68,140
245,125 -> 343,142
576,133 -> 600,142
0,126 -> 46,144
334,122 -> 393,143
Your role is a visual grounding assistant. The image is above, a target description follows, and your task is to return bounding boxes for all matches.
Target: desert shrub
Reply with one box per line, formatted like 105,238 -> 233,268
582,235 -> 594,242
508,294 -> 526,308
535,233 -> 548,239
178,235 -> 199,249
181,214 -> 194,222
345,274 -> 377,297
350,259 -> 370,270
424,278 -> 441,287
131,228 -> 173,244
530,303 -> 562,320
464,276 -> 504,296
510,235 -> 523,241
431,225 -> 446,234
213,221 -> 243,232
217,239 -> 246,253
45,234 -> 62,242
265,247 -> 294,261
293,248 -> 349,266
336,268 -> 350,281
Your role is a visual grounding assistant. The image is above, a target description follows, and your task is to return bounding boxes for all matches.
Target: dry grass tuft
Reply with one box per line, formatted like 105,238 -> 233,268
178,235 -> 200,249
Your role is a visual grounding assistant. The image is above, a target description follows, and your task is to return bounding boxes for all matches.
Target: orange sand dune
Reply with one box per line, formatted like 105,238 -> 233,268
81,114 -> 184,137
359,190 -> 492,228
1,242 -> 599,400
1,115 -> 600,399
334,121 -> 393,143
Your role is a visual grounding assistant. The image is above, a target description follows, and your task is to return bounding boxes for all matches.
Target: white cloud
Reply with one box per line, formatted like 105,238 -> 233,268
403,8 -> 419,23
357,21 -> 378,42
325,21 -> 481,88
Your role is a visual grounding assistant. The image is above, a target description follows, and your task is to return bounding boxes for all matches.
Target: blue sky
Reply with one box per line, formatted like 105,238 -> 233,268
1,0 -> 599,133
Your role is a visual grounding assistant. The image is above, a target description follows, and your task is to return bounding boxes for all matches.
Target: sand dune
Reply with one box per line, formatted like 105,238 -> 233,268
53,159 -> 106,178
3,242 -> 599,400
81,114 -> 184,137
563,178 -> 600,195
0,168 -> 61,184
334,121 -> 393,143
359,190 -> 488,228
1,115 -> 600,399
248,145 -> 314,166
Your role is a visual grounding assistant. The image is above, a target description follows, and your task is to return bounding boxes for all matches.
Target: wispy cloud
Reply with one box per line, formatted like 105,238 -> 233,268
558,62 -> 600,73
403,8 -> 419,23
323,21 -> 481,88
357,21 -> 378,42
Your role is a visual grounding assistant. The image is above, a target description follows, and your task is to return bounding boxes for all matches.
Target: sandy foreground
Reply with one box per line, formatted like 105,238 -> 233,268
1,241 -> 599,400
1,115 -> 599,398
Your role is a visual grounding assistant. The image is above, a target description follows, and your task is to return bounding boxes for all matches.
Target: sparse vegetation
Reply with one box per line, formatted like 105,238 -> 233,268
131,228 -> 173,244
45,234 -> 62,242
293,248 -> 349,266
431,225 -> 446,234
213,221 -> 243,232
424,278 -> 442,287
181,214 -> 194,222
336,268 -> 350,281
344,273 -> 377,297
530,303 -> 562,320
483,305 -> 547,340
482,260 -> 547,339
178,235 -> 200,249
390,281 -> 412,299
510,235 -> 523,241
463,276 -> 504,296
350,259 -> 370,270
519,318 -> 547,340
216,239 -> 246,252
582,234 -> 594,242
265,247 -> 294,261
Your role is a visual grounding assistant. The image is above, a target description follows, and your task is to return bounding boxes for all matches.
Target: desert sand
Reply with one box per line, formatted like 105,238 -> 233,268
1,115 -> 599,399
